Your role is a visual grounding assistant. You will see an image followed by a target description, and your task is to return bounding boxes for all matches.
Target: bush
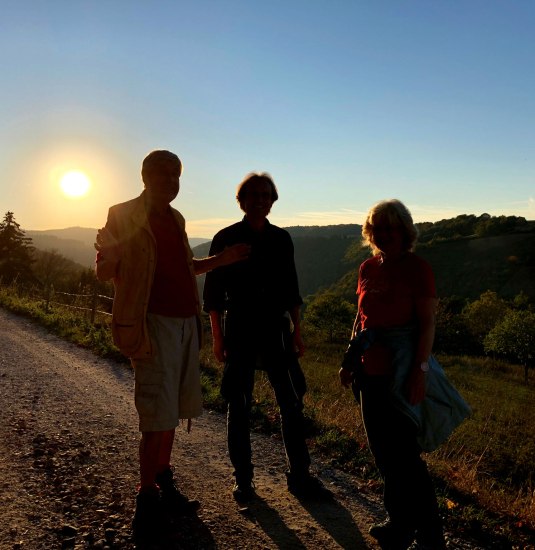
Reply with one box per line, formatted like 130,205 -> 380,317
484,309 -> 535,383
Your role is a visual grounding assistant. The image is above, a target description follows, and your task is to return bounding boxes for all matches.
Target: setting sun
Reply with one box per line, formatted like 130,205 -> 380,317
60,170 -> 91,198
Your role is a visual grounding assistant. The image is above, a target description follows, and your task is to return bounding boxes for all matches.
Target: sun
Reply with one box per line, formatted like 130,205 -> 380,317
59,170 -> 91,198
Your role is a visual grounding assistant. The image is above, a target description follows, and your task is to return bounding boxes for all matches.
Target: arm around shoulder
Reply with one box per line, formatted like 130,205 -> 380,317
193,242 -> 250,275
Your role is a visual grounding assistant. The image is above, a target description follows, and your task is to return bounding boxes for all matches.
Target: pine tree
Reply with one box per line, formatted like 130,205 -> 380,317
0,211 -> 35,284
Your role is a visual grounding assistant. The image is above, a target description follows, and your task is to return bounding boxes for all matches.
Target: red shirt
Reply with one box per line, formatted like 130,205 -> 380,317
357,253 -> 436,375
147,212 -> 197,317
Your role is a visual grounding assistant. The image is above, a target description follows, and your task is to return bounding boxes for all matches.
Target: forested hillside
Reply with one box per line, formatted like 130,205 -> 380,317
329,216 -> 535,303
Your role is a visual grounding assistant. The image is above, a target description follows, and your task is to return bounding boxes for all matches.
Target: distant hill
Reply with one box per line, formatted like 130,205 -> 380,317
192,224 -> 360,301
285,224 -> 359,239
26,227 -> 210,268
27,228 -> 97,268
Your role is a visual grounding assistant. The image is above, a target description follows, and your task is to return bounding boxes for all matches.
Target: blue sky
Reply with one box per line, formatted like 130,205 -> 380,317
1,1 -> 534,237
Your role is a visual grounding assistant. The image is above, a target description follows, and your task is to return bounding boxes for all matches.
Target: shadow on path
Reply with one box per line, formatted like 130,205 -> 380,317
245,494 -> 369,549
296,494 -> 369,549
134,513 -> 217,549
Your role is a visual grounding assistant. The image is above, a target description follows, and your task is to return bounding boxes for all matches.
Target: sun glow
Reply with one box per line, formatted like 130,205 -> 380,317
59,170 -> 91,198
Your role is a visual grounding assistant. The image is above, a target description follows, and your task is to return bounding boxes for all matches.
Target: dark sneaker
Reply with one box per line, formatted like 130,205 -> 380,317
369,520 -> 415,550
413,519 -> 446,550
286,472 -> 333,499
232,480 -> 256,503
132,488 -> 162,538
155,468 -> 200,515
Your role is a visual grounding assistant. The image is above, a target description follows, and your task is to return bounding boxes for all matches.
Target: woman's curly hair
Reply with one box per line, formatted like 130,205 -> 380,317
362,199 -> 418,255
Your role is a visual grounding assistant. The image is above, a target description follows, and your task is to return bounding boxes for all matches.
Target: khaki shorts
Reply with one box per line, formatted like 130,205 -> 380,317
132,314 -> 203,432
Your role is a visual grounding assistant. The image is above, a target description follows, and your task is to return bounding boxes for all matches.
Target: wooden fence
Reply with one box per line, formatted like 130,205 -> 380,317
46,287 -> 113,324
0,279 -> 115,324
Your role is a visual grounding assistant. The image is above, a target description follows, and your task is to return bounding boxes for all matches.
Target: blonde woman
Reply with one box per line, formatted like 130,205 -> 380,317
340,199 -> 445,550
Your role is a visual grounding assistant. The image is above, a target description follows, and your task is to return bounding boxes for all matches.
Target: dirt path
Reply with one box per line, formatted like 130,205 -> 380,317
0,309 -> 480,549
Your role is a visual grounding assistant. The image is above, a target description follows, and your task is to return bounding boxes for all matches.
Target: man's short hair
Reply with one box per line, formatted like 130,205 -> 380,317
141,150 -> 182,183
236,172 -> 279,206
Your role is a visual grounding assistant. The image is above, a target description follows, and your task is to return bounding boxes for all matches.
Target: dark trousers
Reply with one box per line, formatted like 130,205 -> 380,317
222,353 -> 311,483
359,376 -> 443,540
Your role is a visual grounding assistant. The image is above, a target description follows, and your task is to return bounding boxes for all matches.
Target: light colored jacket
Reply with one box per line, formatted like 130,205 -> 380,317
382,326 -> 471,452
95,191 -> 201,359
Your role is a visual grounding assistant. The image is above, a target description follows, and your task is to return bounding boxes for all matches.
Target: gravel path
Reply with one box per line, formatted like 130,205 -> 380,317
0,308 -> 483,549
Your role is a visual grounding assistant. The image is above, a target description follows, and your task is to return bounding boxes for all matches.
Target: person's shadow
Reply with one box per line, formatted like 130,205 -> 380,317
295,493 -> 370,549
133,512 -> 216,549
246,494 -> 369,549
131,495 -> 368,549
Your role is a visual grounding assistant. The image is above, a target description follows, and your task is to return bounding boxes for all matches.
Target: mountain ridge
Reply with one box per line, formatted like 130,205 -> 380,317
26,227 -> 210,267
23,219 -> 535,301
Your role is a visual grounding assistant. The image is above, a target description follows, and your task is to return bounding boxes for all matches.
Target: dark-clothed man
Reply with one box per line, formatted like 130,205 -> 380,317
95,150 -> 249,536
203,172 -> 331,502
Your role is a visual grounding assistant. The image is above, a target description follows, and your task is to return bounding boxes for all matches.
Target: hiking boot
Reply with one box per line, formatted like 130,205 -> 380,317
410,531 -> 446,550
286,472 -> 333,499
369,520 -> 415,550
232,480 -> 256,503
132,487 -> 162,539
155,468 -> 200,515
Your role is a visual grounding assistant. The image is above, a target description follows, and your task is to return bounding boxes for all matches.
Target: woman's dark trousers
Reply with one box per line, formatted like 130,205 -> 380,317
359,375 -> 443,543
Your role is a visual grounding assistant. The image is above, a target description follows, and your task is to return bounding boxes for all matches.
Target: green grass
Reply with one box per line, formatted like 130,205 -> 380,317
0,286 -> 125,362
2,287 -> 534,547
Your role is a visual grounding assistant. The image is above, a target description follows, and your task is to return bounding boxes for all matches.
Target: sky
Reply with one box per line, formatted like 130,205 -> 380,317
1,1 -> 534,238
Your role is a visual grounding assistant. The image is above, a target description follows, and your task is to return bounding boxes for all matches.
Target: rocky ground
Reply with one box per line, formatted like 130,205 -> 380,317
0,308 -> 491,549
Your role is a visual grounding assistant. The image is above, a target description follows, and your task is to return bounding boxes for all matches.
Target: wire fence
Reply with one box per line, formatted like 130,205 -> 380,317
49,289 -> 113,323
0,279 -> 114,325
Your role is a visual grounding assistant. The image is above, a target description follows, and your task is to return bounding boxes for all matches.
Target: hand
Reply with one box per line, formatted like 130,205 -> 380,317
405,366 -> 426,405
339,367 -> 353,388
94,227 -> 120,261
218,243 -> 250,266
292,330 -> 305,358
212,334 -> 226,363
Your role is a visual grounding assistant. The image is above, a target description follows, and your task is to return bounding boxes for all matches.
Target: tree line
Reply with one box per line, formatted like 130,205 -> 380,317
0,211 -> 112,302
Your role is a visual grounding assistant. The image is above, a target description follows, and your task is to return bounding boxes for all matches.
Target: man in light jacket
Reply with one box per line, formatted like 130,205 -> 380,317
95,150 -> 248,538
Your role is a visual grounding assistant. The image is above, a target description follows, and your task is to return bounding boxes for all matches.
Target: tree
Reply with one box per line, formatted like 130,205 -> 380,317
304,293 -> 355,343
0,211 -> 35,284
462,291 -> 509,350
484,310 -> 535,383
512,291 -> 532,311
32,248 -> 78,307
475,215 -> 528,237
434,296 -> 476,355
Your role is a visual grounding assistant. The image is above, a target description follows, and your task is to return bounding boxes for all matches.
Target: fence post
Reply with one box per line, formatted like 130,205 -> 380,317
91,284 -> 97,324
45,283 -> 51,313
